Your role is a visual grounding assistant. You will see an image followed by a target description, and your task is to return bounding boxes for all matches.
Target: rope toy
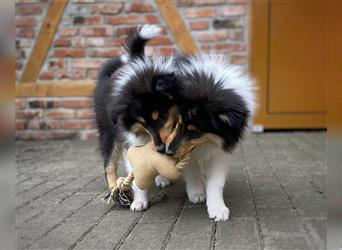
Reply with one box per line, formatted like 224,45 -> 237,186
105,141 -> 190,207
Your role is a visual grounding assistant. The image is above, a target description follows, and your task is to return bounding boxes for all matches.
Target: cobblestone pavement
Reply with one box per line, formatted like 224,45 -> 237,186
16,132 -> 326,250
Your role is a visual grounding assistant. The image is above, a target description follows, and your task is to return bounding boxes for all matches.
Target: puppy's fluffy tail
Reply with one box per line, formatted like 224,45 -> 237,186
98,55 -> 128,82
124,24 -> 161,59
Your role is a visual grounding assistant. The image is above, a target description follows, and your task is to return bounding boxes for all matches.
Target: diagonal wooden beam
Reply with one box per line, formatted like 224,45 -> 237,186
20,0 -> 68,83
155,0 -> 198,54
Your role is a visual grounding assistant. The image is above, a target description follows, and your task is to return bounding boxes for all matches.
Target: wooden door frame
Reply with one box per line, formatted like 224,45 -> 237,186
248,0 -> 326,129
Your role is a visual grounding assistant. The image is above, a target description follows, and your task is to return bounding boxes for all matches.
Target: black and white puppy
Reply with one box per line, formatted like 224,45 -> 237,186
94,25 -> 179,211
164,55 -> 256,221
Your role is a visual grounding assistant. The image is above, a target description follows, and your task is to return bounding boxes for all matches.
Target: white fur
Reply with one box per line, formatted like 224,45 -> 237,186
179,55 -> 257,117
112,56 -> 175,96
155,175 -> 171,188
120,54 -> 129,64
139,24 -> 161,39
186,143 -> 230,221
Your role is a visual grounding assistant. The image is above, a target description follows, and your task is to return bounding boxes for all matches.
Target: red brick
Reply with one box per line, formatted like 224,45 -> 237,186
55,38 -> 70,47
80,130 -> 98,140
213,43 -> 245,52
126,3 -> 154,13
59,27 -> 78,37
230,54 -> 246,64
18,38 -> 33,48
106,38 -> 124,47
148,36 -> 173,46
28,99 -> 59,109
48,59 -> 66,69
16,131 -> 46,140
107,15 -> 139,25
73,37 -> 106,47
200,44 -> 211,52
87,69 -> 98,79
16,16 -> 39,26
56,70 -> 87,80
62,120 -> 93,129
232,29 -> 244,40
16,99 -> 26,109
16,5 -> 43,15
28,120 -> 61,130
73,0 -> 96,2
91,3 -> 123,14
184,7 -> 216,18
46,131 -> 77,140
198,31 -> 229,42
46,110 -> 74,119
16,121 -> 27,130
39,71 -> 54,80
146,47 -> 177,56
116,27 -> 133,36
61,99 -> 93,109
142,15 -> 160,24
16,110 -> 41,119
53,49 -> 86,58
71,59 -> 102,69
80,27 -> 113,37
189,20 -> 209,30
219,6 -> 245,16
89,48 -> 120,58
17,28 -> 35,38
75,110 -> 95,119
84,16 -> 102,25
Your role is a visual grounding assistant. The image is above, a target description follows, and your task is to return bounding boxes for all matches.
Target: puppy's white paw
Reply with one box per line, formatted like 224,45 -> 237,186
155,175 -> 171,188
188,191 -> 206,203
130,199 -> 148,212
208,204 -> 230,221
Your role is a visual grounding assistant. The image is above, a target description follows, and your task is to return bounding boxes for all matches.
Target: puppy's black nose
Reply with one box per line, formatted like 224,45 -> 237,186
165,147 -> 175,156
155,144 -> 165,153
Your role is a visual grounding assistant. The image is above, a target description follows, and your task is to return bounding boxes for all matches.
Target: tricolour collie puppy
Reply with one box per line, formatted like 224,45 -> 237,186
165,55 -> 256,221
94,25 -> 180,211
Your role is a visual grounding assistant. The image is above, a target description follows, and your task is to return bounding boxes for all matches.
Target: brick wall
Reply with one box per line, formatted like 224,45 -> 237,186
15,0 -> 249,140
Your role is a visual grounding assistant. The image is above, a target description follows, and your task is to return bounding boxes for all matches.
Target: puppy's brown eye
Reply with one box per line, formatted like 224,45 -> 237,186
152,111 -> 159,121
187,124 -> 197,131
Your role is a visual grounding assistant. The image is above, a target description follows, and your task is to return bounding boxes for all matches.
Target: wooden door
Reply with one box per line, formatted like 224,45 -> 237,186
249,0 -> 326,129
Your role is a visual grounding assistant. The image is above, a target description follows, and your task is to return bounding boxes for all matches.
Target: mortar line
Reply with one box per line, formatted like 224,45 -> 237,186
282,139 -> 326,199
161,198 -> 186,250
16,179 -> 49,196
209,221 -> 217,250
16,176 -> 33,185
254,136 -> 324,249
241,143 -> 265,250
25,193 -> 101,249
114,190 -> 163,250
16,182 -> 66,211
68,205 -> 117,250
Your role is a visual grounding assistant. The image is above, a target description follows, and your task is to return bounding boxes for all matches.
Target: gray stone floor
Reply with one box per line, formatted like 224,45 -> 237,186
16,132 -> 326,250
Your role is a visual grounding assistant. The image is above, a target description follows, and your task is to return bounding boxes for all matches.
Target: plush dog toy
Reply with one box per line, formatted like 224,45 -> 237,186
106,141 -> 190,207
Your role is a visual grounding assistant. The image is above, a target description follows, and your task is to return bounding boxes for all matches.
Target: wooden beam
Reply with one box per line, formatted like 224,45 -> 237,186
16,82 -> 95,97
155,0 -> 198,54
20,0 -> 68,83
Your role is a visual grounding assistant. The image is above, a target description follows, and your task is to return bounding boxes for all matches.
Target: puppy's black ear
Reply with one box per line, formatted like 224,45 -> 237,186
217,108 -> 249,129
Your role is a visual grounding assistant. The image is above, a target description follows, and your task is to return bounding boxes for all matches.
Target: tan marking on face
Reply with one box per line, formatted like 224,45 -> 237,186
136,117 -> 145,124
159,106 -> 180,143
174,133 -> 223,158
130,122 -> 149,136
151,111 -> 159,121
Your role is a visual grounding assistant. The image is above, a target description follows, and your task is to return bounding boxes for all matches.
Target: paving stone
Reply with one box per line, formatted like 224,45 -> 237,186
15,133 -> 326,249
215,219 -> 260,250
74,209 -> 141,250
165,207 -> 212,250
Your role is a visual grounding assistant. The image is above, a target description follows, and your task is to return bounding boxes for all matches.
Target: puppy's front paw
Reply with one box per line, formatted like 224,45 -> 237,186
130,199 -> 148,212
188,191 -> 206,203
208,204 -> 230,221
155,175 -> 171,188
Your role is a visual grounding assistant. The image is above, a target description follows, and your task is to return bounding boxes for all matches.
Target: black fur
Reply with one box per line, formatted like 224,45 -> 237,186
124,27 -> 150,59
165,59 -> 250,154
